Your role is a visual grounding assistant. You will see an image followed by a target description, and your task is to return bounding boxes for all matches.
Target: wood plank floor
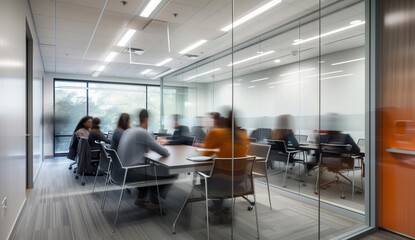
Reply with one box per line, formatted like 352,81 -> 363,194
10,157 -> 375,240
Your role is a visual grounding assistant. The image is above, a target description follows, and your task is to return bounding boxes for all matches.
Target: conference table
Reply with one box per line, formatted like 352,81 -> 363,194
144,145 -> 265,233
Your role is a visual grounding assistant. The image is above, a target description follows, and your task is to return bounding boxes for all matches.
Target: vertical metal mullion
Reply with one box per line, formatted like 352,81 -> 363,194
86,82 -> 89,116
146,85 -> 148,110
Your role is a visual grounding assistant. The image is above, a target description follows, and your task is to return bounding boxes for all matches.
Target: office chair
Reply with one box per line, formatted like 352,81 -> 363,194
314,143 -> 362,199
247,143 -> 272,210
250,128 -> 271,142
75,138 -> 100,186
92,142 -> 112,193
267,140 -> 307,188
182,135 -> 195,146
174,157 -> 259,239
296,134 -> 308,143
107,131 -> 114,141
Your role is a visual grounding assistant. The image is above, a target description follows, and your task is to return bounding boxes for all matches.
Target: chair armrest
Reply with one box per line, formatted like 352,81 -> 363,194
123,164 -> 152,170
287,150 -> 301,154
197,171 -> 211,179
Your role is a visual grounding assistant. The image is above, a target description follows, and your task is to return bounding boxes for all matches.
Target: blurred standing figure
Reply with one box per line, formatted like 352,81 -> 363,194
74,116 -> 93,139
270,114 -> 299,149
111,113 -> 130,151
321,113 -> 360,153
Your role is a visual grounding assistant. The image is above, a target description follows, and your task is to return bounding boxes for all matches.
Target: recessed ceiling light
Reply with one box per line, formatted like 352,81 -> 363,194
280,68 -> 315,76
221,0 -> 282,32
141,69 -> 152,75
156,58 -> 173,67
185,68 -> 221,81
140,0 -> 162,18
250,77 -> 269,82
97,65 -> 106,72
179,40 -> 207,55
228,51 -> 274,66
321,73 -> 354,80
117,29 -> 137,47
331,58 -> 365,66
274,59 -> 281,63
293,21 -> 365,45
92,71 -> 101,77
104,52 -> 118,62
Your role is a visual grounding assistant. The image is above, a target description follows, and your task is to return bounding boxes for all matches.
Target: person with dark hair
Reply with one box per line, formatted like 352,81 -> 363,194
158,114 -> 190,145
202,110 -> 249,223
88,118 -> 111,158
117,109 -> 173,215
110,113 -> 130,151
74,116 -> 93,139
270,114 -> 299,149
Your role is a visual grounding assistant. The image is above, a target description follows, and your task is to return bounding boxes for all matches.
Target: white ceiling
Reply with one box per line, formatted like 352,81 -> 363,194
30,0 -> 364,80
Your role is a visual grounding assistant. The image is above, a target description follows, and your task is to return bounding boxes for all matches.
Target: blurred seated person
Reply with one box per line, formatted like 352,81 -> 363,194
202,111 -> 249,223
190,117 -> 206,143
158,114 -> 190,145
88,118 -> 111,159
194,112 -> 221,148
270,114 -> 299,149
74,116 -> 93,139
110,113 -> 130,151
320,113 -> 360,154
117,109 -> 174,215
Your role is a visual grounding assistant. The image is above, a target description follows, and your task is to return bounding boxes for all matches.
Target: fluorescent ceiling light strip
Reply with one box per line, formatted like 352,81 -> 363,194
117,29 -> 137,47
248,86 -> 256,88
280,68 -> 315,76
293,21 -> 365,45
331,58 -> 365,66
307,70 -> 343,78
92,71 -> 101,77
186,68 -> 221,81
97,65 -> 106,72
179,40 -> 207,55
151,68 -> 177,79
228,51 -> 274,66
156,58 -> 173,67
227,83 -> 240,87
104,52 -> 118,62
268,79 -> 290,85
321,73 -> 354,80
221,0 -> 282,32
250,77 -> 269,83
140,0 -> 162,18
141,69 -> 152,74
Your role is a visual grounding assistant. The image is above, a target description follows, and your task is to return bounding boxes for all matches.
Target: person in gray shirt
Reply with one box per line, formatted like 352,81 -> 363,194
117,109 -> 172,215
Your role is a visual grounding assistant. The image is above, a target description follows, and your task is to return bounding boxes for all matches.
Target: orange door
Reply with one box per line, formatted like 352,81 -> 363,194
378,0 -> 415,237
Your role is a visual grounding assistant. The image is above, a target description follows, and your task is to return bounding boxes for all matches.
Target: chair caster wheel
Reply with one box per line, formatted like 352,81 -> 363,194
314,190 -> 318,195
287,176 -> 291,179
247,205 -> 253,211
340,196 -> 345,199
303,184 -> 307,187
81,182 -> 85,186
69,166 -> 72,170
126,189 -> 131,193
283,185 -> 286,188
75,176 -> 79,179
356,190 -> 362,194
73,170 -> 76,173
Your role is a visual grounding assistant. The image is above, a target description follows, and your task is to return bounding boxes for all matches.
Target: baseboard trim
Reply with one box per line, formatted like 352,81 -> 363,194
44,154 -> 54,159
7,197 -> 27,240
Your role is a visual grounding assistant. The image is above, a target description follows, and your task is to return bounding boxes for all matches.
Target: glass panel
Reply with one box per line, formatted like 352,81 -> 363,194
54,80 -> 87,135
88,83 -> 146,132
54,136 -> 72,154
319,0 -> 366,238
147,86 -> 161,133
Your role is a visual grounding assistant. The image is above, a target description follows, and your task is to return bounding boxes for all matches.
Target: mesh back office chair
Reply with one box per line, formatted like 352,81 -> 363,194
158,129 -> 168,136
314,143 -> 361,199
92,142 -> 112,193
250,128 -> 271,142
267,140 -> 306,188
196,157 -> 259,239
247,143 -> 272,210
75,138 -> 100,186
182,135 -> 195,146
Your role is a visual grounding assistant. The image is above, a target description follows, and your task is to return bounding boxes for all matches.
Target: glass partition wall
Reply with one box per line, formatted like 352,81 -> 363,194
162,0 -> 368,239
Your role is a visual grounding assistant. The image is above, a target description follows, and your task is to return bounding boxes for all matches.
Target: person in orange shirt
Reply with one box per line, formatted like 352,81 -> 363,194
201,111 -> 249,223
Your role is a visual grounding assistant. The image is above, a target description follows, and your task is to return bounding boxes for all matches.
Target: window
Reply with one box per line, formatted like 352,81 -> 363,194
54,80 -> 163,154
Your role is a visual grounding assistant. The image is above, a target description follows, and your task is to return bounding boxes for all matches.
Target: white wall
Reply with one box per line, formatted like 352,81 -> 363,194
0,0 -> 44,238
43,72 -> 160,157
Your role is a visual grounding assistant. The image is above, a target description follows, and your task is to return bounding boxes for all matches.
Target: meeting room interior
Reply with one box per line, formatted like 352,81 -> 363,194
2,0 -> 415,239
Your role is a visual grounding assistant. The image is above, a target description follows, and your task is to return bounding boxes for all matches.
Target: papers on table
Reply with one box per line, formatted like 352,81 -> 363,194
195,148 -> 220,152
186,156 -> 213,161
